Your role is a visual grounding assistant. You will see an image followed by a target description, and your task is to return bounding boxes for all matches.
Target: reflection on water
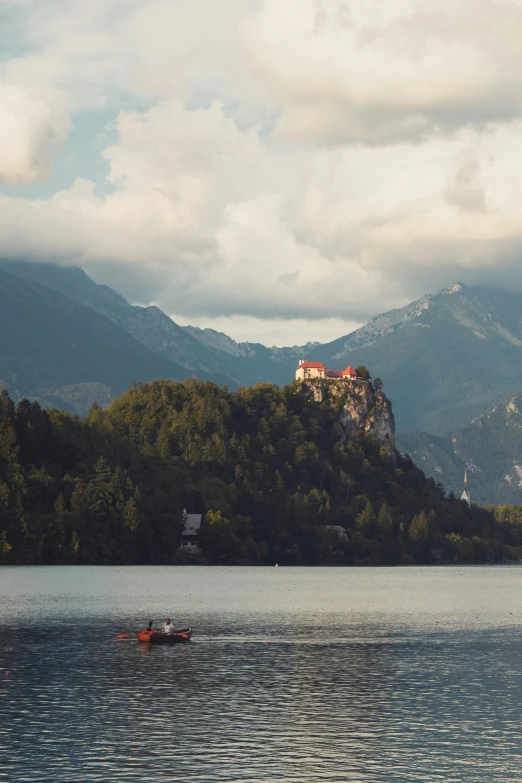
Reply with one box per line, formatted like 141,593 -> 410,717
1,566 -> 522,782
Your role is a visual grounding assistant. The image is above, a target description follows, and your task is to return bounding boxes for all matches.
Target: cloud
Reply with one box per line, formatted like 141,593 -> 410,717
3,1 -> 522,343
444,149 -> 487,212
2,0 -> 256,109
170,314 -> 363,348
242,0 -> 522,145
0,83 -> 68,184
4,101 -> 522,328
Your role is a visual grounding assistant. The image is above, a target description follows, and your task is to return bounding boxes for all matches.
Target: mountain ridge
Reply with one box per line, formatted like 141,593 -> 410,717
0,260 -> 237,389
309,282 -> 522,433
397,389 -> 522,505
6,259 -> 522,442
0,259 -> 310,388
0,267 -> 197,414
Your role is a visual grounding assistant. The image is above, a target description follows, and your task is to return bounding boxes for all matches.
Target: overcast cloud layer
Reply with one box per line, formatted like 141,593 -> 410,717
2,0 -> 522,344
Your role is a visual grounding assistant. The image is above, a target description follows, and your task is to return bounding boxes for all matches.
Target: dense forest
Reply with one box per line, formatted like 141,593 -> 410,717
1,380 -> 522,565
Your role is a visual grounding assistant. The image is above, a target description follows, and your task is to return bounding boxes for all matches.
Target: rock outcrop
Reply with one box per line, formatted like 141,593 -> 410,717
299,377 -> 395,456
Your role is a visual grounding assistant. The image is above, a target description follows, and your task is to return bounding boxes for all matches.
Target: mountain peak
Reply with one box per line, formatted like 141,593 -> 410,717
439,283 -> 466,295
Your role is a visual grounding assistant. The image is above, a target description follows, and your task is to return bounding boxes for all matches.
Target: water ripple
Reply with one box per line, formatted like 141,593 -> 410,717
2,566 -> 522,781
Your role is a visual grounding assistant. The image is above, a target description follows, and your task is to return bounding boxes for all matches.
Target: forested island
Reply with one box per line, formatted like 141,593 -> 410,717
1,378 -> 521,566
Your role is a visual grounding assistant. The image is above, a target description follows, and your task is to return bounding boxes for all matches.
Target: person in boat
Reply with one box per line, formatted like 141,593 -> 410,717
146,621 -> 154,634
162,618 -> 175,634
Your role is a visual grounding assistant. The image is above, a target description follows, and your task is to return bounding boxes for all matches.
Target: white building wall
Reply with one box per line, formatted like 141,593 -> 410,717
296,366 -> 325,380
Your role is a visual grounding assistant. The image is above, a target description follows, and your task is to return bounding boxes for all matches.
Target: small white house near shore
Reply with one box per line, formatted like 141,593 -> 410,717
179,510 -> 202,554
324,525 -> 348,541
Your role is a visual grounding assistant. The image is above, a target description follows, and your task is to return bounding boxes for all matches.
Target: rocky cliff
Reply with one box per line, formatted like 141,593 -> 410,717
299,378 -> 396,456
310,283 -> 522,434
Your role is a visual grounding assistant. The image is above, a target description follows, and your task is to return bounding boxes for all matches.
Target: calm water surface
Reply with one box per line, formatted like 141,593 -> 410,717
1,566 -> 522,782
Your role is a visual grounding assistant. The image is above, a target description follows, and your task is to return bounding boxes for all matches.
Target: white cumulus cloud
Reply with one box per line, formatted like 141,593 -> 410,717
242,0 -> 522,144
3,0 -> 522,343
0,84 -> 68,184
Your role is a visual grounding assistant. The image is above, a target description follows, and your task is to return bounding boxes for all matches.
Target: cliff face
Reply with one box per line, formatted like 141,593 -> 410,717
299,378 -> 396,456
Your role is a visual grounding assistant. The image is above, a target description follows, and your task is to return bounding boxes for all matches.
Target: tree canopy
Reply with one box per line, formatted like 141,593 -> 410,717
0,380 -> 520,565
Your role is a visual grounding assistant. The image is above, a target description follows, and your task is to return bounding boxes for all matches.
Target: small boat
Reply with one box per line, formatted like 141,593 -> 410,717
136,628 -> 192,644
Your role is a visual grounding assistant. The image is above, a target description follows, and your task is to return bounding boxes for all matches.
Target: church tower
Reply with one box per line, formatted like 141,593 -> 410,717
461,468 -> 471,506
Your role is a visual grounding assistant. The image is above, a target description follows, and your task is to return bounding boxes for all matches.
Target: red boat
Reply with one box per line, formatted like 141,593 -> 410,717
136,627 -> 192,644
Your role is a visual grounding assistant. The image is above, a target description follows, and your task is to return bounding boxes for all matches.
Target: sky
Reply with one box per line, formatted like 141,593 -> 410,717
2,0 -> 522,345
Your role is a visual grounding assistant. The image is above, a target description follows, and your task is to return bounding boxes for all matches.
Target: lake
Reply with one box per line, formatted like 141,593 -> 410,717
1,566 -> 522,782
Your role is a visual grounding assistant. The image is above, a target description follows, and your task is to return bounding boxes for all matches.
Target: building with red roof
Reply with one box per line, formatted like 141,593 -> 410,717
296,360 -> 360,382
295,360 -> 326,380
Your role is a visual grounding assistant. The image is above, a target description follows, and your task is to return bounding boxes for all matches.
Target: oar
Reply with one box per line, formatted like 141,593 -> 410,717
116,633 -> 129,638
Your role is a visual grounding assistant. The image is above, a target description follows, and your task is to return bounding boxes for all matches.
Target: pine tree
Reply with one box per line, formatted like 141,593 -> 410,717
0,530 -> 12,562
355,502 -> 376,535
123,497 -> 139,532
70,531 -> 80,561
377,502 -> 393,535
54,493 -> 67,518
409,511 -> 429,542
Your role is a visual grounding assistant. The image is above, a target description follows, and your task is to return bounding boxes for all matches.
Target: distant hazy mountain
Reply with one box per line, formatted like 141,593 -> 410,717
397,391 -> 522,505
310,283 -> 522,434
0,268 -> 192,415
0,260 -> 311,387
7,261 -> 522,441
184,325 -> 316,386
0,260 -> 237,388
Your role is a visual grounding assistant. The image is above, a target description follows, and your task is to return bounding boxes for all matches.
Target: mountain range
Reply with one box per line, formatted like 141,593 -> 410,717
0,267 -> 189,414
3,259 -> 522,503
397,392 -> 522,506
0,260 -> 305,394
306,283 -> 522,435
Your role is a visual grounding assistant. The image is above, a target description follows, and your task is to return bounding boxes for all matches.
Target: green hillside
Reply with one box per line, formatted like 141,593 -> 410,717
1,379 -> 520,566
